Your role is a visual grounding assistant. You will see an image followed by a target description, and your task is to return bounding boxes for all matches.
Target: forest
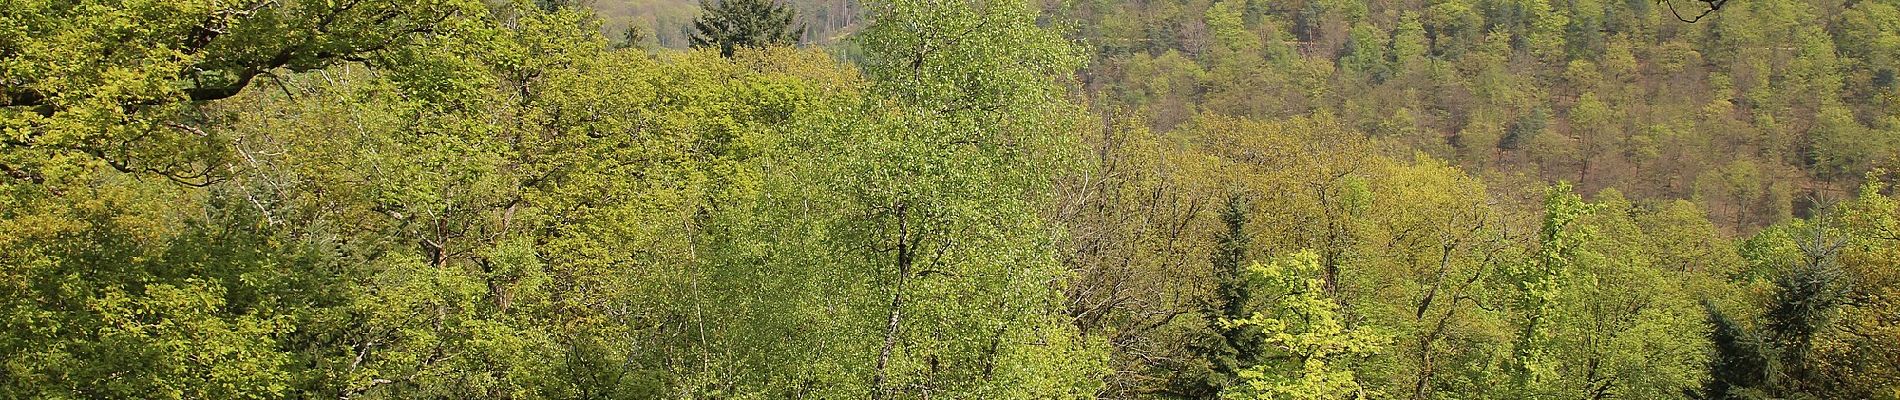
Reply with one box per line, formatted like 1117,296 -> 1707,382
1,0 -> 1897,398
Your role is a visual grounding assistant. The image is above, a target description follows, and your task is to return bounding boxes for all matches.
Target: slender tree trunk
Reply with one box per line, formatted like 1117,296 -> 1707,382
1411,244 -> 1456,400
873,204 -> 911,400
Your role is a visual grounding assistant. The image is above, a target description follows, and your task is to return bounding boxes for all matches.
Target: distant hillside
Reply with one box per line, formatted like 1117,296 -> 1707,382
596,0 -> 1900,234
1048,0 -> 1900,233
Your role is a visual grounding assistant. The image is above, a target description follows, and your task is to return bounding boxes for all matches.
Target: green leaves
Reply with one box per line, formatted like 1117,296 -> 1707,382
4,1 -> 1896,399
1223,251 -> 1385,400
0,182 -> 310,399
858,0 -> 1083,116
1,0 -> 484,187
721,1 -> 1108,397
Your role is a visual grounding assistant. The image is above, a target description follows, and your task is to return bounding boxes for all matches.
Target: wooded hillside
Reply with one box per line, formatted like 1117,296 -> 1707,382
1,0 -> 1895,398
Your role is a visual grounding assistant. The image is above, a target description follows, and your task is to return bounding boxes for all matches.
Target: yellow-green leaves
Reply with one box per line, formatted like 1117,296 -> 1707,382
1223,251 -> 1384,400
1,0 -> 483,187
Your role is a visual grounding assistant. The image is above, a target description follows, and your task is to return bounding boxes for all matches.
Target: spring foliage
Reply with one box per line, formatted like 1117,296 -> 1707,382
1,0 -> 1897,399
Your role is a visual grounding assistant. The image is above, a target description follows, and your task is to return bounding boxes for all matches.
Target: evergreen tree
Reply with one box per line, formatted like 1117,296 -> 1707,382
1499,108 -> 1549,151
1701,225 -> 1848,399
1178,195 -> 1264,398
1701,300 -> 1775,399
1764,230 -> 1848,393
1212,195 -> 1255,328
689,0 -> 804,56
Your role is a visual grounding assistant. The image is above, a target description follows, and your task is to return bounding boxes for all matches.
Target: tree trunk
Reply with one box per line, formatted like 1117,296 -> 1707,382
873,203 -> 912,400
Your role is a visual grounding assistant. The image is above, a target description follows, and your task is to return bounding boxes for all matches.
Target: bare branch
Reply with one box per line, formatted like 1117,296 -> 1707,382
1662,0 -> 1729,23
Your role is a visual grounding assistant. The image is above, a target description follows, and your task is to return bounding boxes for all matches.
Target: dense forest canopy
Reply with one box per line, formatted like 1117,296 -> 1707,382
1,0 -> 1896,399
602,0 -> 1900,231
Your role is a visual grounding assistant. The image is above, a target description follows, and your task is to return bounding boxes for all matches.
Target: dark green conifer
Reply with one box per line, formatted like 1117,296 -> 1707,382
1172,194 -> 1263,399
1701,300 -> 1776,399
689,0 -> 804,57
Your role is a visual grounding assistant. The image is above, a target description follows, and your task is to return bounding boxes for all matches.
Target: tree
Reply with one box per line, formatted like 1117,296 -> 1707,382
1764,231 -> 1848,390
9,0 -> 1900,398
1501,184 -> 1594,397
1700,220 -> 1850,399
0,185 -> 309,398
1222,251 -> 1385,400
1178,195 -> 1266,398
1339,23 -> 1391,81
689,0 -> 805,56
0,0 -> 479,186
697,0 -> 1108,397
1702,300 -> 1776,400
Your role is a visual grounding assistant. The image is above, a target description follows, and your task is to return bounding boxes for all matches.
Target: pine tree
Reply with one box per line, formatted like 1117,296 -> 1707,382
1177,195 -> 1264,398
689,0 -> 804,57
1765,231 -> 1848,393
1212,195 -> 1255,329
1701,300 -> 1776,399
1701,225 -> 1847,399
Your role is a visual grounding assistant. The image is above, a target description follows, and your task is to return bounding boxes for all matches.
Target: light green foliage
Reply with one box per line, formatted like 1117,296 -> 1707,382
1222,251 -> 1384,400
1499,184 -> 1599,396
1807,104 -> 1892,180
1206,1 -> 1263,57
6,1 -> 898,397
1114,50 -> 1205,128
3,0 -> 1898,399
755,1 -> 1110,397
1562,190 -> 1718,399
1389,12 -> 1429,82
1802,177 -> 1900,397
1714,205 -> 1869,399
1048,0 -> 1900,233
1483,186 -> 1719,399
192,6 -> 777,396
1343,155 -> 1512,399
1195,2 -> 1314,119
1,0 -> 481,186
